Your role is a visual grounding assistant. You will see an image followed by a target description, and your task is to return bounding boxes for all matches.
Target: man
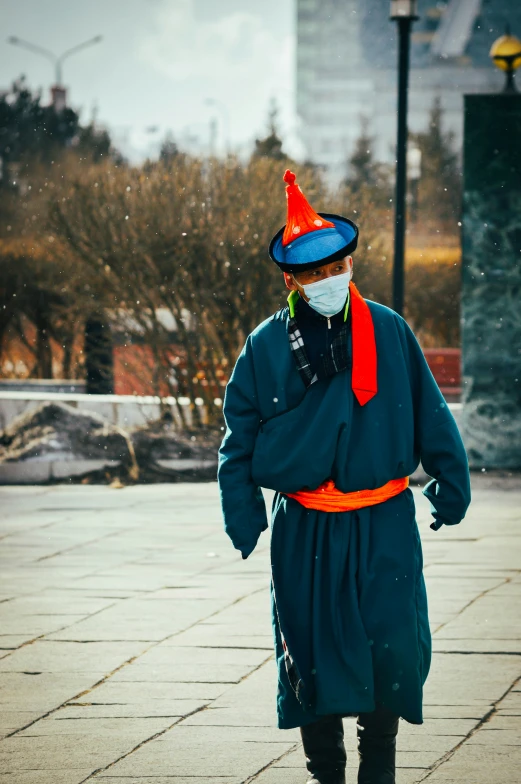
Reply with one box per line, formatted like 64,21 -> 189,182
218,170 -> 471,784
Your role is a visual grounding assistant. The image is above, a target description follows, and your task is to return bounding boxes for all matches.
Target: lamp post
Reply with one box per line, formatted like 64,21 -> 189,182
7,35 -> 102,108
204,98 -> 231,155
390,0 -> 418,316
209,117 -> 218,157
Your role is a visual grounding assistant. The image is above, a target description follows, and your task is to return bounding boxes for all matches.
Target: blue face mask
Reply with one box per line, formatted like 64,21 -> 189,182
297,271 -> 351,318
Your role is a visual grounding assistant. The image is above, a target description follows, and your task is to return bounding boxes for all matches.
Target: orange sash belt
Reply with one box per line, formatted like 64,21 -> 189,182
284,476 -> 409,513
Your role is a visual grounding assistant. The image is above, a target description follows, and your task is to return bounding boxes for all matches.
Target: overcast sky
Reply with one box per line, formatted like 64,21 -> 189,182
1,0 -> 302,162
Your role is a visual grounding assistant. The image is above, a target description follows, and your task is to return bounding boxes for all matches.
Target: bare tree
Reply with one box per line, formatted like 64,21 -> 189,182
48,156 -> 329,424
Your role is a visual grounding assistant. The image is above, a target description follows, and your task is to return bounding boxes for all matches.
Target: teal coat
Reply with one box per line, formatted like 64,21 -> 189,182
218,300 -> 471,729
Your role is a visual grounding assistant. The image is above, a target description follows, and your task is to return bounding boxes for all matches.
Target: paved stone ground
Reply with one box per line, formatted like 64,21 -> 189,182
0,475 -> 520,784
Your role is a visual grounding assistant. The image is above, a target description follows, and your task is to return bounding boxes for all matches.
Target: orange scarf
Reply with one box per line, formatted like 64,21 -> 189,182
285,476 -> 409,513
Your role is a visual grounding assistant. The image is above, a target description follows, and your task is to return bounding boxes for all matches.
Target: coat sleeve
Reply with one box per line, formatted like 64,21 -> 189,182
400,317 -> 471,531
218,335 -> 268,559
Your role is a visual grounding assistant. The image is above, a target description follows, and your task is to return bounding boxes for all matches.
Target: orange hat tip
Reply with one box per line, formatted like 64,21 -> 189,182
283,169 -> 296,186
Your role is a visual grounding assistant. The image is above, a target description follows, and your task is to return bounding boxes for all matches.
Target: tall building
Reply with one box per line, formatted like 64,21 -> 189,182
296,0 -> 521,179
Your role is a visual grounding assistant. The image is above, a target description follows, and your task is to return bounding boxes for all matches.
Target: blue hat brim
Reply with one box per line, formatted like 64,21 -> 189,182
268,213 -> 359,273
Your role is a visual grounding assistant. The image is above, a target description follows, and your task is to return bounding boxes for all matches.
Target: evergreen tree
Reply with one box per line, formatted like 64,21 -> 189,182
411,97 -> 461,225
348,117 -> 376,189
159,133 -> 179,164
344,117 -> 391,204
0,77 -> 79,181
76,122 -> 113,164
253,101 -> 286,160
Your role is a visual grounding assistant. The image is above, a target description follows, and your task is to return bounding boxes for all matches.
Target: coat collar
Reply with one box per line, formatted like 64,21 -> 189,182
287,288 -> 350,322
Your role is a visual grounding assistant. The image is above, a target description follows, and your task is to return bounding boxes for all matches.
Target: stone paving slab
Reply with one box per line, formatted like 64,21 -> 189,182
94,779 -> 243,784
0,772 -> 93,784
0,477 -> 520,783
0,640 -> 145,672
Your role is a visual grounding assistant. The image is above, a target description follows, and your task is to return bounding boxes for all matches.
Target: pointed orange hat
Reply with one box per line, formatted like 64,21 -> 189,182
281,170 -> 336,244
269,169 -> 359,273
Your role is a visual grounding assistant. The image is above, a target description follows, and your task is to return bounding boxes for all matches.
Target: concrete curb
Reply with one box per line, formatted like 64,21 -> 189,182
0,459 -> 218,485
0,460 -> 120,484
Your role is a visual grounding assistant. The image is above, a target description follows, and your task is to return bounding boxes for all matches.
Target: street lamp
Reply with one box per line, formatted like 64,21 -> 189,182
390,0 -> 418,316
7,35 -> 102,104
204,98 -> 231,155
208,117 -> 218,157
490,27 -> 521,94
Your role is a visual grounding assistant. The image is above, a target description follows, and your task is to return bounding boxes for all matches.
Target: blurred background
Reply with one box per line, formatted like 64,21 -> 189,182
1,0 -> 520,480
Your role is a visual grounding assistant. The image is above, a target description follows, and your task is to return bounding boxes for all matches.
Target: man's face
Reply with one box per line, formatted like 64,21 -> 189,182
283,257 -> 353,302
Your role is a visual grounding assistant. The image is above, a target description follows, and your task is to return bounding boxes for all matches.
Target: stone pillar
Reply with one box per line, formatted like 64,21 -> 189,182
461,93 -> 521,469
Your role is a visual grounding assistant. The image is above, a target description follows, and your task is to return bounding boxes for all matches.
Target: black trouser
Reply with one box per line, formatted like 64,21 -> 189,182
300,704 -> 399,784
356,705 -> 399,784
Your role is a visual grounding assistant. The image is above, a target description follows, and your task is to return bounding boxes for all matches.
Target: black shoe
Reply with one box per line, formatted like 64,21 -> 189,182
357,704 -> 399,784
300,714 -> 347,784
